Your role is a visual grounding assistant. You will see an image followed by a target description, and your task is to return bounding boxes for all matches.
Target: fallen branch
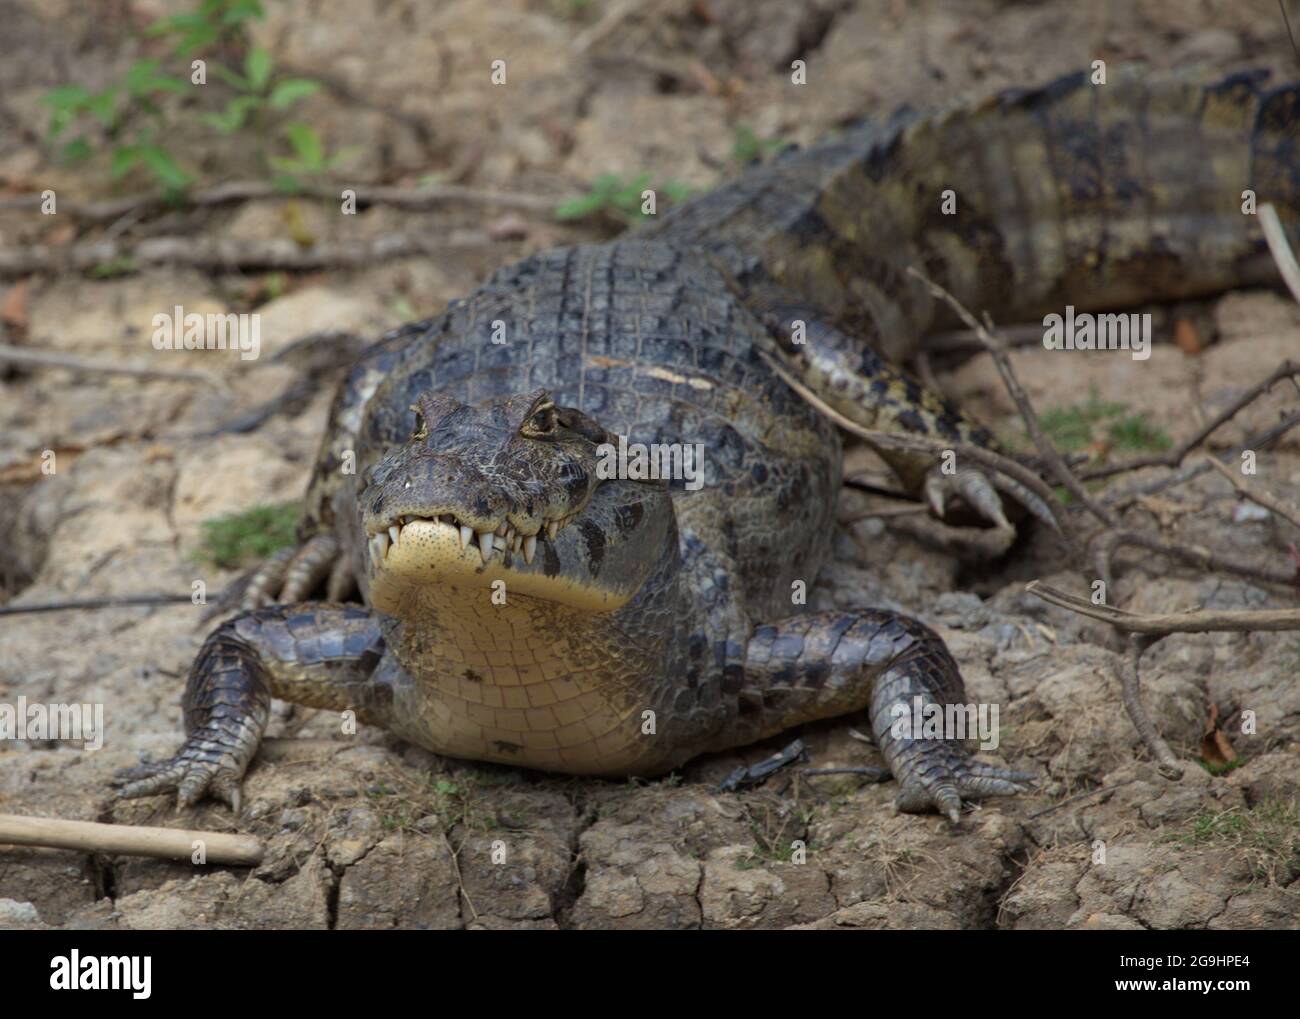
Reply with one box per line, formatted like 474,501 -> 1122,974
0,230 -> 504,277
1025,580 -> 1300,633
1103,410 -> 1300,506
0,594 -> 193,617
0,813 -> 264,866
1202,453 -> 1300,531
1027,581 -> 1300,778
0,343 -> 229,389
1080,360 -> 1299,482
0,180 -> 560,225
571,0 -> 648,55
1087,526 -> 1300,591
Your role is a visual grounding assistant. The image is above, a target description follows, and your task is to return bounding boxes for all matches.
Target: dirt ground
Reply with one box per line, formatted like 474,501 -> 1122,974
1,0 -> 1298,930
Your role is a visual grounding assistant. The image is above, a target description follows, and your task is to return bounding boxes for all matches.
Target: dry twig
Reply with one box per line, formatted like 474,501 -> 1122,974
0,231 -> 504,277
0,342 -> 229,389
0,180 -> 560,225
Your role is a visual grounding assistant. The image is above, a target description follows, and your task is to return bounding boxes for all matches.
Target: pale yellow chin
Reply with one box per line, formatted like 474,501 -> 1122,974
366,519 -> 632,615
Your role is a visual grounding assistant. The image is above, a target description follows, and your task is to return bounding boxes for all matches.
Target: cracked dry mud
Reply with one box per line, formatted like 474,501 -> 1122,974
1,0 -> 1298,929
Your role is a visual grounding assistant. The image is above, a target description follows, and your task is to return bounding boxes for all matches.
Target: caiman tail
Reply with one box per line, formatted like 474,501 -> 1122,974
651,66 -> 1300,364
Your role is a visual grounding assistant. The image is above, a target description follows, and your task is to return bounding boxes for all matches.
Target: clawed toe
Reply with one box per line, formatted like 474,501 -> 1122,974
897,755 -> 1035,822
113,751 -> 244,811
923,463 -> 1058,534
239,534 -> 343,611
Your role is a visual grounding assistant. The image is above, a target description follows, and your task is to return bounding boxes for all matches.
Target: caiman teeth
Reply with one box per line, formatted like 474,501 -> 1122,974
477,530 -> 495,563
546,521 -> 559,540
459,525 -> 473,549
523,534 -> 537,564
388,525 -> 401,545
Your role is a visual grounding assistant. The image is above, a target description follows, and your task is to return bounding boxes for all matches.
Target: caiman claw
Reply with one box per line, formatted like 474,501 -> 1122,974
923,464 -> 1058,534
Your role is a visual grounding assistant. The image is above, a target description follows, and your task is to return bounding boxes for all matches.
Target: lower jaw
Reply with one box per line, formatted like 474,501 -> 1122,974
368,548 -> 635,616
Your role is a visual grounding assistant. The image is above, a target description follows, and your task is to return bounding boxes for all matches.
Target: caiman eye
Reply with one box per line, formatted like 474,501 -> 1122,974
522,402 -> 557,437
410,405 -> 428,441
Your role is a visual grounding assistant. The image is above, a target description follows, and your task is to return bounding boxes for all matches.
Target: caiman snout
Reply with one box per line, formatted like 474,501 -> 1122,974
359,389 -> 675,616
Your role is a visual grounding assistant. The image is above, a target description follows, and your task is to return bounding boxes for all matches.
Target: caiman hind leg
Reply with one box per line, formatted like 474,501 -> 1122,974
115,604 -> 394,810
750,291 -> 1054,532
725,609 -> 1034,821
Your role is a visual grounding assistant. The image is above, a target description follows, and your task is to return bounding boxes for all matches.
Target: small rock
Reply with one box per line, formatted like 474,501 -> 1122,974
0,899 -> 41,925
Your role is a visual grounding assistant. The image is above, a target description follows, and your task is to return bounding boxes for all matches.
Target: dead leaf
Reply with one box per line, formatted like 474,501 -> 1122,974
1200,702 -> 1238,767
487,214 -> 530,241
1,278 -> 30,331
43,222 -> 77,246
1173,317 -> 1203,354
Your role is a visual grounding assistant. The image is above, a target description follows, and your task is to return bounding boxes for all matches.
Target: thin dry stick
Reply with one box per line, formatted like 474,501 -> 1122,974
0,343 -> 229,389
906,266 -> 1115,529
0,594 -> 192,617
1119,634 -> 1182,776
1202,454 -> 1300,530
1027,580 -> 1300,778
1025,580 -> 1300,633
1081,359 -> 1299,482
1104,410 -> 1300,505
0,231 -> 504,277
0,813 -> 264,866
1089,526 -> 1300,591
571,0 -> 657,55
0,180 -> 560,224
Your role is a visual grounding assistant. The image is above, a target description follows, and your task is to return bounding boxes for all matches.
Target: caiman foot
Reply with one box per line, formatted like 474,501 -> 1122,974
240,533 -> 351,609
113,728 -> 258,812
118,604 -> 387,811
889,743 -> 1035,824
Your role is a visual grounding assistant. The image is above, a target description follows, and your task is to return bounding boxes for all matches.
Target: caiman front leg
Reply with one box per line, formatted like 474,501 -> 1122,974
115,604 -> 392,810
726,610 -> 1034,821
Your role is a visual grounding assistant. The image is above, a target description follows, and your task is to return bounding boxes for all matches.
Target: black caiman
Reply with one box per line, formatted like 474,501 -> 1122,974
117,67 -> 1300,821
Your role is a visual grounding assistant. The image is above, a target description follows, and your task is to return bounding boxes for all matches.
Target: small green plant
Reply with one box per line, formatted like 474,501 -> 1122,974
147,0 -> 266,56
1036,388 -> 1170,454
44,60 -> 191,193
730,124 -> 787,168
203,47 -> 319,134
1197,757 -> 1244,776
193,502 -> 298,569
555,172 -> 692,225
1167,800 -> 1300,886
42,0 -> 330,197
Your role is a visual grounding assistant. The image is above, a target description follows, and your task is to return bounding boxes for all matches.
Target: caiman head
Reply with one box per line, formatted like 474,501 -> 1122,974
358,389 -> 676,617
